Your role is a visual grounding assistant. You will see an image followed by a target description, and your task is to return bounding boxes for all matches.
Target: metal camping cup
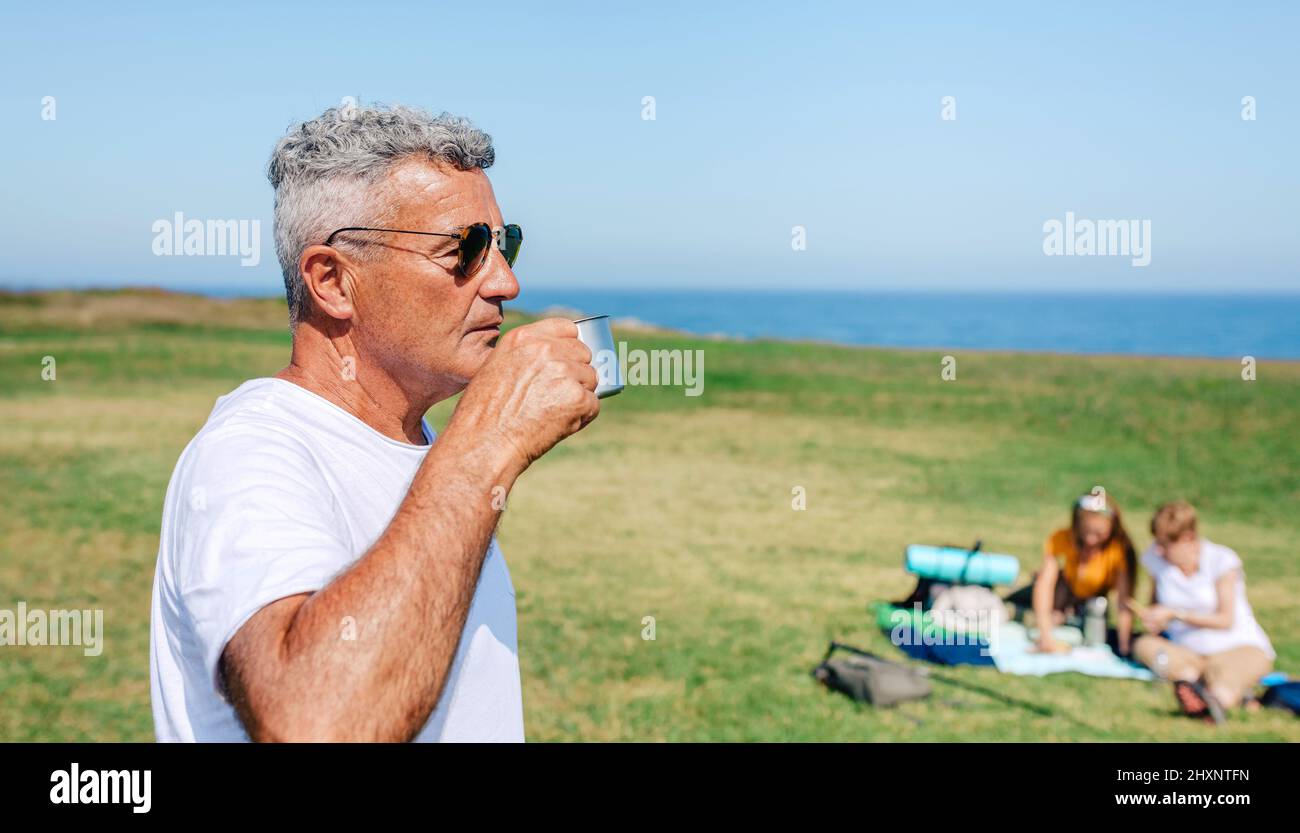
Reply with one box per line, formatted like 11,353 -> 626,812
574,315 -> 624,399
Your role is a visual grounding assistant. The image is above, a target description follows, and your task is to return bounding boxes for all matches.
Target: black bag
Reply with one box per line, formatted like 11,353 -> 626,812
811,641 -> 932,707
1261,682 -> 1300,716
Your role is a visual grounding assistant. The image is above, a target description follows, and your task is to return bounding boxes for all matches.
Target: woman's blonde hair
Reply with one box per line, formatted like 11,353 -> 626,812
1150,501 -> 1198,542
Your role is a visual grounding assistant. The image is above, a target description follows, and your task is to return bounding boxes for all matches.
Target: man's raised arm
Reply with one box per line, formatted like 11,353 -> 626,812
220,319 -> 598,742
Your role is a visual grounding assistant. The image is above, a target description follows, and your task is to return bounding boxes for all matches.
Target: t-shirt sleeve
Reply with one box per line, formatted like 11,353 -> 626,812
1207,544 -> 1244,582
172,425 -> 354,700
1139,544 -> 1162,576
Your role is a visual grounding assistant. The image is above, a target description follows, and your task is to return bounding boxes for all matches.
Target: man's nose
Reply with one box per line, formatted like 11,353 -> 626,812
478,247 -> 519,301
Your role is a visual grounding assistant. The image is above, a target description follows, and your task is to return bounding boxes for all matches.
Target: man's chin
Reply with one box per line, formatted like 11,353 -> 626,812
458,341 -> 495,376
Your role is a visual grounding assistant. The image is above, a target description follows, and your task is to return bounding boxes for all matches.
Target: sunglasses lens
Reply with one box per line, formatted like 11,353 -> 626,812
459,224 -> 493,276
503,224 -> 522,267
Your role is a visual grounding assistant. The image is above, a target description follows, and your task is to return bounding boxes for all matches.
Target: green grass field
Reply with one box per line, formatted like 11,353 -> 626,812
2,289 -> 1297,741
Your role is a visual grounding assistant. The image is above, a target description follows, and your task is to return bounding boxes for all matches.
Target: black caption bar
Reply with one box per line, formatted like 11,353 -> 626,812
0,742 -> 1286,818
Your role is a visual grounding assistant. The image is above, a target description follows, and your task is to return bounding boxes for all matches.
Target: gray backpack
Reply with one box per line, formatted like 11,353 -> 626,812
811,642 -> 932,707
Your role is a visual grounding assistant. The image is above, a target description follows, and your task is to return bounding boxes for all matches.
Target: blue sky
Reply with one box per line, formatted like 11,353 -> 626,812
2,1 -> 1297,294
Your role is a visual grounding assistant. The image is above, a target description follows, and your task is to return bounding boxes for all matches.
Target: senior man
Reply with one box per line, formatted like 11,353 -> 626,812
149,104 -> 600,742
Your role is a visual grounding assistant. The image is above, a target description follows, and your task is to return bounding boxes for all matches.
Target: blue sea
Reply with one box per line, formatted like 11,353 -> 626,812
512,289 -> 1300,360
187,284 -> 1300,359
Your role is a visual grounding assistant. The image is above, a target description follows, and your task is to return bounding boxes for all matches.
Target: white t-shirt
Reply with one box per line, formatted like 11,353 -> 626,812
149,377 -> 524,742
1141,539 -> 1274,659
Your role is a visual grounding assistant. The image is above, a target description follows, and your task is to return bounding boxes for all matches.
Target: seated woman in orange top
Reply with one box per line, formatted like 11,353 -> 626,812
1014,492 -> 1136,655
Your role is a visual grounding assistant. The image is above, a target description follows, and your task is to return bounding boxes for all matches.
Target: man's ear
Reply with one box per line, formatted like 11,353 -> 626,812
299,244 -> 357,322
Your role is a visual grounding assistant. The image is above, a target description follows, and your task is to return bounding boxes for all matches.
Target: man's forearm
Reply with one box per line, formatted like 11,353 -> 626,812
245,426 -> 522,741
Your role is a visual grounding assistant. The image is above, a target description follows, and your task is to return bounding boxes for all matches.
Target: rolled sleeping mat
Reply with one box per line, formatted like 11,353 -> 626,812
904,545 -> 1020,586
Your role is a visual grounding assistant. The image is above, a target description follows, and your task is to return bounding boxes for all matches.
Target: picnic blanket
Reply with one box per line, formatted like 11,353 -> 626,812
989,623 -> 1154,680
874,601 -> 995,666
872,602 -> 1154,680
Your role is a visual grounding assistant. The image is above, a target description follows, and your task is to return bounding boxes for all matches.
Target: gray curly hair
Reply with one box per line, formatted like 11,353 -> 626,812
267,103 -> 495,326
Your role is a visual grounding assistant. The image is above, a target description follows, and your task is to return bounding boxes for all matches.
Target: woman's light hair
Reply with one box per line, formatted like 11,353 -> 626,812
266,103 -> 495,326
1150,500 -> 1198,541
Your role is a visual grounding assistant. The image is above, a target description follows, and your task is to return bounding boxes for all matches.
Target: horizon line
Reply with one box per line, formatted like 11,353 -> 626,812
3,282 -> 1300,299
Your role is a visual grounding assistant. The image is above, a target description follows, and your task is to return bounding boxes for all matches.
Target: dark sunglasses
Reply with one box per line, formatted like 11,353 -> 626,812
323,222 -> 522,278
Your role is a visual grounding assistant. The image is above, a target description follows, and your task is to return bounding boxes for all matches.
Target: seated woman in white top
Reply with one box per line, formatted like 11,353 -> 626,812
1132,501 -> 1275,724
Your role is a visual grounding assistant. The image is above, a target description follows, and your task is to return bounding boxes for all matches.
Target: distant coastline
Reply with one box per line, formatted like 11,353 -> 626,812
5,285 -> 1300,361
516,287 -> 1300,361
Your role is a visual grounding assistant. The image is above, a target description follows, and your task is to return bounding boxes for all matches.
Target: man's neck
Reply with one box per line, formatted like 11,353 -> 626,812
276,324 -> 435,445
